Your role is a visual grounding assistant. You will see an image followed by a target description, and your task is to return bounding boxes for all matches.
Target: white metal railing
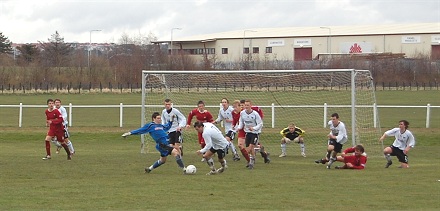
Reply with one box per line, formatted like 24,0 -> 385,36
0,103 -> 438,128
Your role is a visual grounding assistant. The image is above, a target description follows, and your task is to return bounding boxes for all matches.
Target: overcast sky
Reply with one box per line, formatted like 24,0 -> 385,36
1,0 -> 439,44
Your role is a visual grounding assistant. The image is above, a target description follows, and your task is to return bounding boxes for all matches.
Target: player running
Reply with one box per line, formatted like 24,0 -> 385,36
161,99 -> 186,156
43,99 -> 72,160
194,122 -> 229,175
122,112 -> 187,174
213,98 -> 240,161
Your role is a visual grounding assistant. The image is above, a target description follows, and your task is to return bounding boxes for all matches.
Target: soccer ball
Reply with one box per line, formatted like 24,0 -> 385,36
185,165 -> 197,174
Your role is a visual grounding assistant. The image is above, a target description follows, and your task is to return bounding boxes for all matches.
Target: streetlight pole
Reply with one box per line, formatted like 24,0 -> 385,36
320,27 -> 332,57
88,29 -> 101,68
242,30 -> 257,69
170,27 -> 182,56
242,30 -> 257,55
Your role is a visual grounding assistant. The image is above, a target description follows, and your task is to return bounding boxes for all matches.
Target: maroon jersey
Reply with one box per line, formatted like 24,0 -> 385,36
232,109 -> 246,138
45,108 -> 64,131
187,108 -> 214,125
231,110 -> 241,127
251,106 -> 263,119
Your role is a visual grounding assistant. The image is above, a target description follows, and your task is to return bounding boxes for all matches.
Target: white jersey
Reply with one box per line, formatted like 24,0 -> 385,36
200,123 -> 229,154
215,106 -> 234,133
237,109 -> 263,134
161,108 -> 187,133
56,106 -> 68,126
328,120 -> 348,144
384,128 -> 416,150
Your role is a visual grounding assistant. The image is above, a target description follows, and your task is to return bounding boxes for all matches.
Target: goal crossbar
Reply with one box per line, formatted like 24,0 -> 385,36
140,69 -> 379,154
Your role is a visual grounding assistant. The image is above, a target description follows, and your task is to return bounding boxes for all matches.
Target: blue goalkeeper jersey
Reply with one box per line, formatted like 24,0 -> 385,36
130,121 -> 172,145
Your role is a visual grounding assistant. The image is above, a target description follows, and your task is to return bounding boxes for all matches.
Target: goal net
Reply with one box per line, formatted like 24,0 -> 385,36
140,69 -> 382,158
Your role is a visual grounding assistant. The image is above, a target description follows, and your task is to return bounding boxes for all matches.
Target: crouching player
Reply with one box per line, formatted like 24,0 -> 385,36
279,122 -> 306,158
122,112 -> 187,174
334,145 -> 367,169
194,121 -> 229,175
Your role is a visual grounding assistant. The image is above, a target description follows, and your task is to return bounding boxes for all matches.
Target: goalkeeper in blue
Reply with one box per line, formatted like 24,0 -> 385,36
121,112 -> 187,174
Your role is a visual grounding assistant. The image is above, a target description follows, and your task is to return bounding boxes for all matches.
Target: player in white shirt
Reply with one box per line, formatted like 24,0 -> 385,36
161,99 -> 186,156
236,99 -> 266,169
213,98 -> 240,161
54,99 -> 75,155
379,120 -> 415,168
315,113 -> 348,169
194,122 -> 229,175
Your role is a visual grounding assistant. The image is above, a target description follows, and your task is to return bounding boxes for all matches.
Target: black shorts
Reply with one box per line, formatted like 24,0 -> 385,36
328,139 -> 343,153
209,147 -> 227,159
168,131 -> 183,145
63,128 -> 70,139
225,130 -> 236,141
390,145 -> 408,163
245,133 -> 259,147
285,133 -> 299,141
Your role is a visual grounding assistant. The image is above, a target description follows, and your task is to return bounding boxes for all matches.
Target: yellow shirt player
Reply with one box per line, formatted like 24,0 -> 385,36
279,123 -> 306,158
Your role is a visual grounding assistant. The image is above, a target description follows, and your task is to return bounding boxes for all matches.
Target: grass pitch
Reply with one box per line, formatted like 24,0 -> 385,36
0,91 -> 439,210
0,128 -> 439,210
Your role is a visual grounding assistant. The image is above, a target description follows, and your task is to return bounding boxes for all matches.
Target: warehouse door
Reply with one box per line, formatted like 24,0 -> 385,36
294,48 -> 312,61
431,45 -> 440,60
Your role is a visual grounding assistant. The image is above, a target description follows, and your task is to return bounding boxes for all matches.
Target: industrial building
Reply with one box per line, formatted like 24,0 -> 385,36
158,23 -> 440,62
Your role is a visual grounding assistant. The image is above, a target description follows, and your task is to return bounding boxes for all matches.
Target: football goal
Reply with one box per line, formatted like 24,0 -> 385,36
140,69 -> 382,157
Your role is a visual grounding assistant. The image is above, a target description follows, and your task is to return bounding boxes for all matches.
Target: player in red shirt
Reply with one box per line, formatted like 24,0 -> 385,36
334,145 -> 367,169
42,99 -> 72,160
186,100 -> 214,149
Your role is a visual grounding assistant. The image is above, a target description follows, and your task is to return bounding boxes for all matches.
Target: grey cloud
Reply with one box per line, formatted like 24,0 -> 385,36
2,0 -> 439,43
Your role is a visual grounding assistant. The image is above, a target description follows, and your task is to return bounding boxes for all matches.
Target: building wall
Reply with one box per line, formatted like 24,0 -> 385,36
180,33 -> 440,63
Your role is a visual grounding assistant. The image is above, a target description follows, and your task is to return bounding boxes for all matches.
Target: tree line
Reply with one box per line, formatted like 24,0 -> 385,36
0,31 -> 439,89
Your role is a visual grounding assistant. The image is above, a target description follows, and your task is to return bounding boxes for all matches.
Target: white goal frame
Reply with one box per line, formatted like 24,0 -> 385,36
140,69 -> 378,153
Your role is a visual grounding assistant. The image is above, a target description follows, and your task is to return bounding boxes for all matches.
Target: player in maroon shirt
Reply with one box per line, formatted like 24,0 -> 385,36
43,99 -> 72,160
186,100 -> 214,149
231,100 -> 250,164
334,145 -> 367,169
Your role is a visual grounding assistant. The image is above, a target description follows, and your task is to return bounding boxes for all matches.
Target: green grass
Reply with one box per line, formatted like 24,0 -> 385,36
1,91 -> 440,210
0,90 -> 439,128
0,128 -> 439,210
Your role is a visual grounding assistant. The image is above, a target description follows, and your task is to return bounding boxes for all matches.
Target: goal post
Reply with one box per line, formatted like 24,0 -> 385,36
140,69 -> 382,156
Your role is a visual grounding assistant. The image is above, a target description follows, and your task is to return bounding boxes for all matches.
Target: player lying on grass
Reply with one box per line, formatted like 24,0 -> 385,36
334,145 -> 367,170
122,112 -> 187,174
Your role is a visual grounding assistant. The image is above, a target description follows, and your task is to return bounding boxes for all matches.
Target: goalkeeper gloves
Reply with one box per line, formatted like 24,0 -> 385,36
122,132 -> 131,138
